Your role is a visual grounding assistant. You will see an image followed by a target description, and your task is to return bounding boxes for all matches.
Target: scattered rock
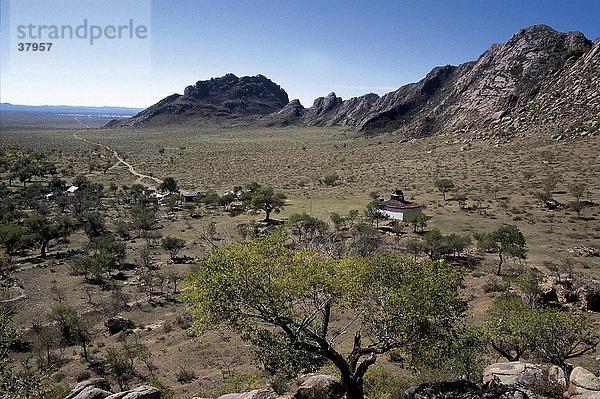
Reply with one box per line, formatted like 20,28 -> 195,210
65,378 -> 112,399
406,380 -> 532,399
567,367 -> 600,398
483,362 -> 543,388
104,386 -> 160,399
240,388 -> 278,399
68,387 -> 113,399
548,365 -> 567,389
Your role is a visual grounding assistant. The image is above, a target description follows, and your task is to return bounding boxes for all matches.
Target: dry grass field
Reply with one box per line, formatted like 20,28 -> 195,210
1,125 -> 599,398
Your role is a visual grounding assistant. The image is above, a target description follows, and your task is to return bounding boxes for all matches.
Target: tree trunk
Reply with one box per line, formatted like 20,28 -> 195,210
265,209 -> 271,222
342,376 -> 365,399
496,251 -> 503,276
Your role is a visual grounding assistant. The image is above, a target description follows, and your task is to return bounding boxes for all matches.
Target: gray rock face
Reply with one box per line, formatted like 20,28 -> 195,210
104,385 -> 160,399
406,380 -> 532,399
567,367 -> 600,398
294,374 -> 344,399
239,388 -> 278,399
68,387 -> 113,399
65,379 -> 112,399
483,362 -> 544,388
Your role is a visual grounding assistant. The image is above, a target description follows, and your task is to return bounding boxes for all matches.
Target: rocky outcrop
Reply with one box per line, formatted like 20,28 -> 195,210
405,380 -> 533,399
65,379 -> 112,399
104,386 -> 160,399
483,362 -> 544,388
539,276 -> 600,312
109,25 -> 598,139
260,99 -> 305,127
64,382 -> 160,399
567,367 -> 600,398
111,74 -> 289,127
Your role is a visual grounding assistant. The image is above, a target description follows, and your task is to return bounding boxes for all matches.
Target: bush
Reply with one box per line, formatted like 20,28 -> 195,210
364,366 -> 405,399
322,173 -> 340,186
483,277 -> 509,293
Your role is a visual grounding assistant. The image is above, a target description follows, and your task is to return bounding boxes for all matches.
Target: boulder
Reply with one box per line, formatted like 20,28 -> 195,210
217,395 -> 242,399
567,367 -> 600,398
548,365 -> 567,389
405,380 -> 531,399
105,316 -> 134,334
65,378 -> 112,399
294,375 -> 344,399
240,389 -> 278,399
68,387 -> 113,399
105,385 -> 160,399
483,362 -> 543,388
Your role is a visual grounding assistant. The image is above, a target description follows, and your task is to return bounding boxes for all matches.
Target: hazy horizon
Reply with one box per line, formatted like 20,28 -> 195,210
1,0 -> 599,109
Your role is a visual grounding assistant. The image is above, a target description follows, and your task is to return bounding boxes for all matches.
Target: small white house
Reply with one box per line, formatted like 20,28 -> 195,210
379,188 -> 423,221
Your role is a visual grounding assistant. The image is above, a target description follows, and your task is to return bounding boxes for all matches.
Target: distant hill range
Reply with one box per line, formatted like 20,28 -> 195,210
109,25 -> 599,139
1,103 -> 141,117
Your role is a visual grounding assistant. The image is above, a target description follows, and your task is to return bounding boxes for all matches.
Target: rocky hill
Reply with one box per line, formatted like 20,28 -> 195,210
110,25 -> 599,138
109,74 -> 289,127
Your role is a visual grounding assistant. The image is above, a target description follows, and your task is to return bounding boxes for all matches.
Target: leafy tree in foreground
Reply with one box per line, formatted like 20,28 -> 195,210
185,232 -> 465,399
484,296 -> 536,361
475,225 -> 526,276
485,296 -> 598,377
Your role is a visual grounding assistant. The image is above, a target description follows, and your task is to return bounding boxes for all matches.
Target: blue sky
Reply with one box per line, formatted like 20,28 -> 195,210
1,0 -> 599,108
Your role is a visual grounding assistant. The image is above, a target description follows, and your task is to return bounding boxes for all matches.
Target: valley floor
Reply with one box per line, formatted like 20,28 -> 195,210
1,125 -> 599,397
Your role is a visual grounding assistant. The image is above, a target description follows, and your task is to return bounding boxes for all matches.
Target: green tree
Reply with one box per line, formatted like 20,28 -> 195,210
185,232 -> 465,399
435,179 -> 455,200
363,200 -> 384,229
484,296 -> 536,361
249,187 -> 287,222
569,183 -> 586,218
159,176 -> 178,193
25,214 -> 73,257
161,236 -> 186,260
530,309 -> 598,377
0,223 -> 32,255
475,225 -> 526,276
287,213 -> 328,243
405,211 -> 428,233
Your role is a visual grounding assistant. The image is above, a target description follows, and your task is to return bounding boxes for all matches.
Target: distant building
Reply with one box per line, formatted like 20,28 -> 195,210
379,188 -> 423,221
179,190 -> 201,202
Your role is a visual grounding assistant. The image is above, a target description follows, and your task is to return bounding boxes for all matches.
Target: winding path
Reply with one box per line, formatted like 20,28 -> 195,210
73,130 -> 162,186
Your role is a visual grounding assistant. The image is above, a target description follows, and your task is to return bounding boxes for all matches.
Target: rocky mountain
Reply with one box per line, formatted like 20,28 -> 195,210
292,24 -> 596,138
109,74 -> 289,127
110,25 -> 599,138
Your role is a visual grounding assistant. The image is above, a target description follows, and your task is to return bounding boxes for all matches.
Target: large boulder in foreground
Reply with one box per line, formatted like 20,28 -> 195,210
65,379 -> 112,399
567,367 -> 600,398
104,385 -> 160,399
294,374 -> 344,399
483,362 -> 544,388
68,387 -> 113,399
405,380 -> 532,399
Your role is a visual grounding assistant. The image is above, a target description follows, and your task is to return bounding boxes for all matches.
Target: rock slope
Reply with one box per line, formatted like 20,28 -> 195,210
110,25 -> 599,138
110,74 -> 289,128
